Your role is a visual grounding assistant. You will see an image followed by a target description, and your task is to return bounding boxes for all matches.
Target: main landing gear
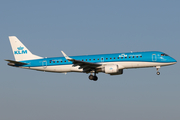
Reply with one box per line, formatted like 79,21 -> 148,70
156,66 -> 160,75
89,73 -> 98,81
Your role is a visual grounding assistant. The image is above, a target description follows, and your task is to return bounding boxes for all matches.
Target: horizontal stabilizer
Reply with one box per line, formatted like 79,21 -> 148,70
5,59 -> 28,66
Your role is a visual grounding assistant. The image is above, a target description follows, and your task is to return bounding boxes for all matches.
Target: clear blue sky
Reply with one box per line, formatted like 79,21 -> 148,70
0,0 -> 180,120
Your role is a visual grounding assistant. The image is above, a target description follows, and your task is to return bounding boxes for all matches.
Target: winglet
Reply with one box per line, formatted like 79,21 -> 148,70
61,51 -> 73,60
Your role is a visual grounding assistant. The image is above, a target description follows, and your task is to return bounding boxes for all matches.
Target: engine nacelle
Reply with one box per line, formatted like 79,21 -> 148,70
109,69 -> 123,75
104,64 -> 123,75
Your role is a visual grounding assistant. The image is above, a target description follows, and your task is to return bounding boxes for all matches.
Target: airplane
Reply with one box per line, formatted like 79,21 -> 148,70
5,36 -> 177,81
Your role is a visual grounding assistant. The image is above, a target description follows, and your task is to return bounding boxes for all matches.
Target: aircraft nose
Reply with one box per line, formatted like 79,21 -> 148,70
171,58 -> 177,63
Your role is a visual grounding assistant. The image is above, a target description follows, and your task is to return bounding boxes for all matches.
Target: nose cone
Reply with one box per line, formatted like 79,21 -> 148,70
171,58 -> 177,63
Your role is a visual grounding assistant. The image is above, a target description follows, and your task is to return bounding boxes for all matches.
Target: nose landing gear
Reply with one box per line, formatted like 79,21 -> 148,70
156,66 -> 160,75
156,71 -> 160,75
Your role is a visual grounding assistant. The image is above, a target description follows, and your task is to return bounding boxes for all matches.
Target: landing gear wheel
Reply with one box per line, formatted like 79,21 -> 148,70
88,71 -> 98,81
89,75 -> 94,80
156,72 -> 160,75
93,76 -> 98,81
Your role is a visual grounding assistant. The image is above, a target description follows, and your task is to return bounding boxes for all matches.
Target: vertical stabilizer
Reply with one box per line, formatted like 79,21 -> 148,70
9,36 -> 42,61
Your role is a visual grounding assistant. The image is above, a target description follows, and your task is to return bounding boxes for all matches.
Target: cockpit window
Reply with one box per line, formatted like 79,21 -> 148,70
161,53 -> 169,56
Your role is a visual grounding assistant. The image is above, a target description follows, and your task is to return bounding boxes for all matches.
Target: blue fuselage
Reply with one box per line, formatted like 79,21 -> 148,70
20,51 -> 176,68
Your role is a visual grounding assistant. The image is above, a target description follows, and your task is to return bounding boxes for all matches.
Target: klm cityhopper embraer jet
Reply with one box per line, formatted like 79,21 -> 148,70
6,36 -> 177,81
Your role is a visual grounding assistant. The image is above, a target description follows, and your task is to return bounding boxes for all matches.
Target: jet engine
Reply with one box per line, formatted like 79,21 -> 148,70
103,64 -> 123,75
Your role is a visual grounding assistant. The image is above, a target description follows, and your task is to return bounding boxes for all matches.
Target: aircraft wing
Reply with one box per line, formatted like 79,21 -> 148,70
5,59 -> 28,65
61,51 -> 102,72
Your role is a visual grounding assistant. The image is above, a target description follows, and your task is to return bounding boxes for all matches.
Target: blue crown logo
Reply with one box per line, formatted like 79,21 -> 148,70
17,46 -> 24,50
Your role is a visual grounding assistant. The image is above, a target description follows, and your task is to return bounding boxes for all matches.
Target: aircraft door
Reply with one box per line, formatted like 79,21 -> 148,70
152,54 -> 157,61
42,60 -> 47,68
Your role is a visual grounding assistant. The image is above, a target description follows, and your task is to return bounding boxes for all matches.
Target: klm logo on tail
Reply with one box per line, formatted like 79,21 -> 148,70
14,46 -> 27,55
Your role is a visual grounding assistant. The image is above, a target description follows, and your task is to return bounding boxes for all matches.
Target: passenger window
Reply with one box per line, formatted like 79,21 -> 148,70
50,61 -> 51,63
106,58 -> 108,60
61,61 -> 62,63
117,57 -> 119,59
97,58 -> 99,60
136,56 -> 138,58
93,59 -> 95,61
125,57 -> 127,58
114,57 -> 116,59
129,56 -> 131,58
82,60 -> 84,61
86,59 -> 87,61
121,57 -> 123,59
57,61 -> 59,63
89,59 -> 91,61
110,58 -> 112,59
140,56 -> 142,58
53,61 -> 55,63
64,61 -> 66,62
133,56 -> 134,58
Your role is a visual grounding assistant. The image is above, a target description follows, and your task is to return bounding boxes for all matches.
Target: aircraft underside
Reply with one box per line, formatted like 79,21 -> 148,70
20,61 -> 176,81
